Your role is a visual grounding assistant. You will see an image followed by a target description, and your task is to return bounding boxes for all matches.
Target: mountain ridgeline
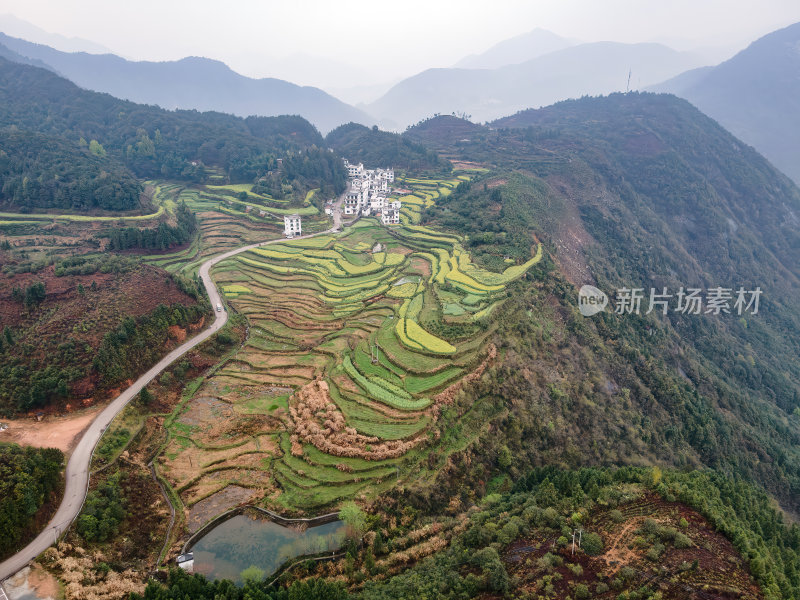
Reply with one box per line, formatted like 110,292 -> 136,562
0,56 -> 347,211
651,21 -> 800,185
2,28 -> 800,598
367,42 -> 706,128
402,94 -> 800,517
454,27 -> 575,69
0,32 -> 373,134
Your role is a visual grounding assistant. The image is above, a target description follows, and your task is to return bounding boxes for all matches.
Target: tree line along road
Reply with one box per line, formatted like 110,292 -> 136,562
0,216 -> 341,585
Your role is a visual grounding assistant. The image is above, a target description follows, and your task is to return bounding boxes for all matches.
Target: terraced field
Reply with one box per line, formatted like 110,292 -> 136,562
142,183 -> 329,277
159,174 -> 543,513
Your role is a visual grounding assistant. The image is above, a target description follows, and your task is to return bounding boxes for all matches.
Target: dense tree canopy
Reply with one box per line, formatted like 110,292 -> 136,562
0,443 -> 64,558
108,202 -> 198,251
0,57 -> 338,197
0,128 -> 142,211
326,123 -> 450,173
93,303 -> 207,385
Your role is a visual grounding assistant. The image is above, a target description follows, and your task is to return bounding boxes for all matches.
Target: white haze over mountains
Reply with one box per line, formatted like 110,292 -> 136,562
3,0 -> 800,93
0,14 -> 112,55
2,2 -> 800,157
3,3 -> 800,190
454,28 -> 578,69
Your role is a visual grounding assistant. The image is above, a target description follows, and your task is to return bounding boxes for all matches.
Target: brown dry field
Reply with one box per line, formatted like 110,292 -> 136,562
0,405 -> 102,453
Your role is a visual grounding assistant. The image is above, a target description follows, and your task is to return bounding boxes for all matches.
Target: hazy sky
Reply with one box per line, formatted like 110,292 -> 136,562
3,0 -> 800,89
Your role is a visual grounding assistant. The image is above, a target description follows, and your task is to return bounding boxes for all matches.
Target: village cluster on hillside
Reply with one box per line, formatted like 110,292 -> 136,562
342,160 -> 400,225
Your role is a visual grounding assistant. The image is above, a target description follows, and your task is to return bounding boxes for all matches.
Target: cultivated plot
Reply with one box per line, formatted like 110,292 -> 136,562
160,174 -> 542,511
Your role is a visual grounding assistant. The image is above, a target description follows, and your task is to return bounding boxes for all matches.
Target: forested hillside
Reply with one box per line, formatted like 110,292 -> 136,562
108,202 -> 198,251
399,94 -> 800,518
326,122 -> 450,172
132,466 -> 800,599
0,443 -> 64,560
0,128 -> 142,211
0,56 -> 340,204
0,254 -> 205,414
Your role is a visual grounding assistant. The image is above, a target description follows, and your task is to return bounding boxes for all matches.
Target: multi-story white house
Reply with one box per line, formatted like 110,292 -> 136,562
284,214 -> 302,237
381,201 -> 401,225
343,196 -> 359,215
342,159 -> 397,223
370,193 -> 387,213
344,159 -> 364,178
344,188 -> 367,215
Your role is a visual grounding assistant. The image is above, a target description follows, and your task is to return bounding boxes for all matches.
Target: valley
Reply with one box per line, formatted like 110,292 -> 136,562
156,172 -> 542,516
1,22 -> 800,599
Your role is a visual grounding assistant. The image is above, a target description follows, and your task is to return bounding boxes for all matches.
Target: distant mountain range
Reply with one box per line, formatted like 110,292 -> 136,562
454,28 -> 576,69
368,41 -> 707,129
651,21 -> 800,184
0,32 -> 373,134
0,13 -> 113,54
3,18 -> 799,187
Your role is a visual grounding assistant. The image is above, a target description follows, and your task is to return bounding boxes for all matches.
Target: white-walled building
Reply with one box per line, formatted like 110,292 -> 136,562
370,194 -> 387,212
381,201 -> 401,225
344,159 -> 364,178
284,214 -> 302,237
342,159 -> 397,224
344,188 -> 368,215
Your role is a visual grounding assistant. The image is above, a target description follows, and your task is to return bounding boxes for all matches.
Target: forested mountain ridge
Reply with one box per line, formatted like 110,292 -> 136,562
401,93 -> 800,518
0,55 -> 323,170
0,56 -> 345,211
490,92 -> 800,285
0,32 -> 373,134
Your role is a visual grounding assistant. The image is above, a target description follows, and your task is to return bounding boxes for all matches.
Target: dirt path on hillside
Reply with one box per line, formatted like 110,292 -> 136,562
602,516 -> 646,575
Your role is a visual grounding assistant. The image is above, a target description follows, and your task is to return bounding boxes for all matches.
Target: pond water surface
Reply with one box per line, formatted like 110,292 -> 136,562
190,512 -> 346,584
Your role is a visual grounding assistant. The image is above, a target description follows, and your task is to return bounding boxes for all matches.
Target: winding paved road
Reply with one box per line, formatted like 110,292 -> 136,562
0,206 -> 342,585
